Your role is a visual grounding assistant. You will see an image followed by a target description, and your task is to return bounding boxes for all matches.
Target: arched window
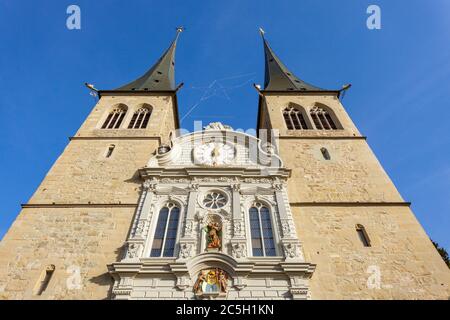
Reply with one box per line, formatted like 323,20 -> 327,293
101,105 -> 127,129
283,106 -> 310,130
310,105 -> 339,130
356,224 -> 371,247
128,106 -> 152,129
249,203 -> 276,257
150,203 -> 180,257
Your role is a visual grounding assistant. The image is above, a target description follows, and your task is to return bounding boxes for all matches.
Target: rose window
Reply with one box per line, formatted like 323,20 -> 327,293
203,192 -> 227,209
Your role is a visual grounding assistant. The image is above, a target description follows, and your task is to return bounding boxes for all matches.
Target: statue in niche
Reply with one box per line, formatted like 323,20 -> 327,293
193,269 -> 228,295
204,222 -> 222,250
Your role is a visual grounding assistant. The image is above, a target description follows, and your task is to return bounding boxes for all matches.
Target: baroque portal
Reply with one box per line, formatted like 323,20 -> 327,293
107,123 -> 315,300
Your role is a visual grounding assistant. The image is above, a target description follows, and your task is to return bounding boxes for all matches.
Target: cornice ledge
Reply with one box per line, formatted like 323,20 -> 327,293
22,203 -> 137,208
279,262 -> 316,274
139,167 -> 291,179
290,201 -> 411,207
69,136 -> 161,141
278,135 -> 367,140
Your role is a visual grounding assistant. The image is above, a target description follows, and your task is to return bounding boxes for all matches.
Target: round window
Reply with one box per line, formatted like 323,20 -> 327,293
203,191 -> 227,209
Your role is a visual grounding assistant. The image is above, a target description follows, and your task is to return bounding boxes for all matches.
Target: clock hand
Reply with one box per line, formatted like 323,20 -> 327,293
212,147 -> 220,158
211,146 -> 221,166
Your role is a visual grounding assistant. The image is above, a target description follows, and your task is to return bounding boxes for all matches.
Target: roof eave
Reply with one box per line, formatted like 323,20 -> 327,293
98,90 -> 178,98
260,89 -> 341,96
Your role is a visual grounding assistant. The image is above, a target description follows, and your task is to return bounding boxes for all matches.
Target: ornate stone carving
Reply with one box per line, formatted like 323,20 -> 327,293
179,243 -> 194,259
134,220 -> 147,237
254,194 -> 276,205
195,210 -> 205,222
282,242 -> 302,259
143,179 -> 158,191
184,220 -> 194,237
189,183 -> 199,191
112,288 -> 132,296
194,177 -> 236,183
233,220 -> 244,237
203,122 -> 233,131
160,178 -> 191,183
290,287 -> 309,298
193,269 -> 228,296
243,178 -> 272,184
231,243 -> 247,259
125,243 -> 142,260
281,221 -> 290,236
281,220 -> 296,238
272,183 -> 283,191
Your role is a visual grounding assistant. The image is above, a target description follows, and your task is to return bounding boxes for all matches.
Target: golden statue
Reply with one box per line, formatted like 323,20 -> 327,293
205,222 -> 221,249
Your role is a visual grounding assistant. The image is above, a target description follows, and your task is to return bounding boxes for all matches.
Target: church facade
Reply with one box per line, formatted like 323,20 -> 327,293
0,29 -> 448,300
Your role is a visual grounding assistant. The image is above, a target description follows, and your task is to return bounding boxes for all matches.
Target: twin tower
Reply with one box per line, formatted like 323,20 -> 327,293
0,29 -> 448,300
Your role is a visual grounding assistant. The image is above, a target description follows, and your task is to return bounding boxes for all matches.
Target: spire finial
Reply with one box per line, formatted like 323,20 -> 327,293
176,26 -> 185,33
259,27 -> 265,37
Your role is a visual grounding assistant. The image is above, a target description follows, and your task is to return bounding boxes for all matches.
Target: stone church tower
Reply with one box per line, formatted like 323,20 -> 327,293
0,29 -> 448,300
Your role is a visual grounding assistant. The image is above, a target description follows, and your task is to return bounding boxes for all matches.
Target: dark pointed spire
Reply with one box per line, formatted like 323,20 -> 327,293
115,27 -> 183,91
260,28 -> 326,92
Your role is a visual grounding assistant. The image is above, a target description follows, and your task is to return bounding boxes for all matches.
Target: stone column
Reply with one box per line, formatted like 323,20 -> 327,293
273,181 -> 305,261
123,179 -> 156,261
230,183 -> 247,259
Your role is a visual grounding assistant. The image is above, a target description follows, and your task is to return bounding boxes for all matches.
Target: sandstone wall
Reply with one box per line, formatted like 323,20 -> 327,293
261,93 -> 450,299
28,139 -> 157,204
0,207 -> 133,299
0,93 -> 178,299
292,206 -> 450,299
279,139 -> 403,203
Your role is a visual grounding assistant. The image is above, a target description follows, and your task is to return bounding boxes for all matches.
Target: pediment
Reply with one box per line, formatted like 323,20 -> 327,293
147,128 -> 283,170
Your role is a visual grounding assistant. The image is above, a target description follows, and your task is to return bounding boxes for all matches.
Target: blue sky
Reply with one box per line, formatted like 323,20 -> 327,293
0,1 -> 449,250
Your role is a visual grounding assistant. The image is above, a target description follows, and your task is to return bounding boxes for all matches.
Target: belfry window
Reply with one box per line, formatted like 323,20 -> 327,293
150,203 -> 180,257
356,224 -> 371,247
283,106 -> 310,130
310,106 -> 338,130
249,203 -> 276,257
128,106 -> 152,129
101,105 -> 127,129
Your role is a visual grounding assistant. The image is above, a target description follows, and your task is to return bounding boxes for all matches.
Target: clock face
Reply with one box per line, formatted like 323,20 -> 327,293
193,142 -> 235,166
